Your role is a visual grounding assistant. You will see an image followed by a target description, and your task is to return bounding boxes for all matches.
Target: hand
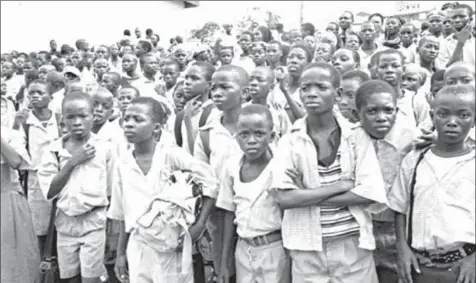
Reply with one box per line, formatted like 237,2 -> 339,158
13,109 -> 29,129
114,255 -> 129,283
70,143 -> 96,167
414,127 -> 436,149
456,25 -> 472,44
456,253 -> 475,283
184,96 -> 202,119
279,79 -> 288,95
285,168 -> 305,189
217,264 -> 230,283
397,242 -> 420,283
155,84 -> 167,97
188,221 -> 206,243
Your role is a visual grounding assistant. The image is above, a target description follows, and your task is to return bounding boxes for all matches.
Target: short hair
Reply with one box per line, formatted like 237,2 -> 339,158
191,61 -> 216,82
249,41 -> 267,51
215,65 -> 250,86
62,91 -> 93,112
442,2 -> 458,11
38,51 -> 52,62
28,79 -> 48,88
327,21 -> 340,32
137,40 -> 153,53
345,31 -> 363,45
219,45 -> 234,55
401,23 -> 417,33
431,69 -> 446,86
175,36 -> 184,44
129,96 -> 166,124
301,22 -> 316,35
267,40 -> 283,51
124,29 -> 131,36
342,70 -> 371,83
25,70 -> 40,83
289,42 -> 313,62
376,49 -> 405,66
335,47 -> 361,65
355,80 -> 397,110
302,62 -> 341,88
139,53 -> 157,67
239,104 -> 274,130
434,84 -> 475,103
240,31 -> 255,41
368,13 -> 384,23
146,28 -> 153,36
455,4 -> 474,16
162,59 -> 180,70
418,35 -> 440,48
444,61 -> 475,80
276,23 -> 284,30
119,85 -> 140,96
104,71 -> 121,82
342,11 -> 355,21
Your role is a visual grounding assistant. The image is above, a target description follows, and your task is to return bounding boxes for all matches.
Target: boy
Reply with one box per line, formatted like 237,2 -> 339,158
93,58 -> 110,84
354,80 -> 417,283
194,65 -> 252,282
388,85 -> 475,283
121,53 -> 141,86
234,31 -> 255,74
338,69 -> 370,124
162,59 -> 181,108
444,61 -> 475,86
216,104 -> 291,283
218,46 -> 234,67
249,42 -> 267,67
117,86 -> 140,123
266,40 -> 284,70
37,91 -> 116,283
247,66 -> 291,140
13,80 -> 62,256
100,72 -> 121,97
108,97 -> 218,283
332,48 -> 360,74
400,23 -> 418,64
358,21 -> 384,72
417,35 -> 441,74
271,62 -> 387,283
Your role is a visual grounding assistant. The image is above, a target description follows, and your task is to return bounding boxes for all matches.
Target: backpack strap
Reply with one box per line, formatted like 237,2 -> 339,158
407,146 -> 432,246
199,130 -> 211,160
199,103 -> 215,128
174,111 -> 185,147
54,113 -> 63,136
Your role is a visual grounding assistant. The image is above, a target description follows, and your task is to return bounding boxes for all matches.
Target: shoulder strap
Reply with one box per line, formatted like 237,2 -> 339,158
23,123 -> 31,153
54,113 -> 63,137
199,130 -> 211,160
199,103 -> 215,128
407,146 -> 432,246
174,110 -> 185,147
42,151 -> 60,260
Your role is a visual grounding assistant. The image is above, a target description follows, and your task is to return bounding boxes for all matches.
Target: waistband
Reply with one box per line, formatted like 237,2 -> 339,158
413,243 -> 476,264
241,230 -> 282,247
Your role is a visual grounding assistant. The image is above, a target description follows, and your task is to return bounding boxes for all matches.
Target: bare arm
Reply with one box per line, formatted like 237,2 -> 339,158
47,159 -> 77,199
116,221 -> 130,257
0,137 -> 23,169
219,211 -> 235,276
446,41 -> 465,67
320,191 -> 375,206
184,116 -> 196,155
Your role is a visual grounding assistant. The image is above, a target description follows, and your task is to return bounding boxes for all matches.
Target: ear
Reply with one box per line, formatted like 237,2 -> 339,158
429,109 -> 434,121
336,87 -> 343,100
270,130 -> 277,142
416,46 -> 420,54
269,83 -> 275,92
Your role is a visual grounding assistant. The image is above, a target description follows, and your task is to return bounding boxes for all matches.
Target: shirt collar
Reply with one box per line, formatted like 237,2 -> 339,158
50,133 -> 100,156
290,110 -> 353,140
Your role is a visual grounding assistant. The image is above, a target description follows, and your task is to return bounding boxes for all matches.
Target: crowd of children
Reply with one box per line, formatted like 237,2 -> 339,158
1,2 -> 475,283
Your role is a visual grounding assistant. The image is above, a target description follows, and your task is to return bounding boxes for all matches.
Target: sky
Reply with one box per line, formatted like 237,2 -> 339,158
1,1 -> 474,52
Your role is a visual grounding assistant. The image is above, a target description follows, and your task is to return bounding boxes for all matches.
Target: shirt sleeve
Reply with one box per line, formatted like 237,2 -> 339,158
107,162 -> 124,221
413,92 -> 432,127
215,160 -> 236,212
169,146 -> 219,199
105,143 -> 118,197
193,130 -> 209,164
278,107 -> 292,136
387,152 -> 416,214
437,38 -> 450,68
36,147 -> 60,200
9,128 -> 31,169
270,135 -> 299,191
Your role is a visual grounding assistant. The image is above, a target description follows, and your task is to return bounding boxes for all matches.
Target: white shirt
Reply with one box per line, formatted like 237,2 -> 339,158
439,34 -> 475,67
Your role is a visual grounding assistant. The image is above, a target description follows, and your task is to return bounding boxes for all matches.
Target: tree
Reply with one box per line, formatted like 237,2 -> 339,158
189,21 -> 221,40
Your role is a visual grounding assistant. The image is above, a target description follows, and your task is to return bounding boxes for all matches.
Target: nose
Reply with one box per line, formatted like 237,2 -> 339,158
72,117 -> 82,126
96,104 -> 104,111
447,116 -> 458,127
375,112 -> 386,122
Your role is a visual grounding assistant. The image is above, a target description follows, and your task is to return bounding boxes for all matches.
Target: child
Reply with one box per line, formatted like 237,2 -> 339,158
93,58 -> 110,84
314,41 -> 334,63
108,97 -> 218,283
402,64 -> 427,93
388,85 -> 475,283
173,45 -> 189,75
332,47 -> 360,74
417,35 -> 441,75
101,72 -> 121,97
354,80 -> 417,283
249,42 -> 267,67
429,69 -> 445,103
121,53 -> 141,86
216,104 -> 291,283
1,79 -> 16,128
37,91 -> 116,283
443,61 -> 475,86
376,49 -> 432,129
368,50 -> 383,79
16,69 -> 40,110
38,65 -> 55,81
173,81 -> 186,112
13,79 -> 61,256
218,46 -> 234,67
194,65 -> 252,282
270,62 -> 387,283
117,85 -> 140,124
266,40 -> 284,70
247,66 -> 291,140
162,59 -> 181,108
338,69 -> 370,124
358,21 -> 384,71
235,31 -> 256,74
1,119 -> 41,283
400,24 -> 417,61
344,31 -> 361,51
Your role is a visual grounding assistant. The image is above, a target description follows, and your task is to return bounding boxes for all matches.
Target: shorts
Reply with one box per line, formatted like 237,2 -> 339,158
57,228 -> 107,279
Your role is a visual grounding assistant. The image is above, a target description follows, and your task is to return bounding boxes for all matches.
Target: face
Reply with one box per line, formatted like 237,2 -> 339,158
100,74 -> 118,93
95,47 -> 109,59
239,34 -> 252,53
432,93 -> 475,145
287,47 -> 309,77
50,40 -> 57,50
428,16 -> 443,35
418,38 -> 440,63
249,68 -> 274,102
385,18 -> 400,35
332,49 -> 358,74
253,29 -> 263,42
219,48 -> 233,65
314,43 -> 333,63
184,65 -> 209,98
358,92 -> 397,139
402,71 -> 422,92
173,84 -> 186,111
326,23 -> 338,35
370,16 -> 383,33
266,43 -> 282,64
123,104 -> 160,144
430,79 -> 445,101
345,35 -> 360,51
151,35 -> 158,46
38,67 -> 49,81
360,23 -> 377,43
202,36 -> 214,47
63,73 -> 80,88
135,29 -> 141,38
376,53 -> 403,86
142,56 -> 159,75
236,114 -> 274,160
94,60 -> 110,78
250,45 -> 266,66
135,44 -> 147,58
338,79 -> 360,120
290,31 -> 302,44
28,83 -> 50,109
118,88 -> 139,112
174,50 -> 187,67
445,66 -> 475,86
304,36 -> 317,49
400,26 -> 415,46
210,71 -> 243,111
339,12 -> 353,30
162,64 -> 179,87
451,8 -> 471,32
71,51 -> 83,68
62,99 -> 93,140
443,18 -> 454,35
92,91 -> 114,125
121,54 -> 136,72
110,45 -> 119,56
122,46 -> 133,55
299,67 -> 337,115
23,61 -> 34,73
16,57 -> 25,71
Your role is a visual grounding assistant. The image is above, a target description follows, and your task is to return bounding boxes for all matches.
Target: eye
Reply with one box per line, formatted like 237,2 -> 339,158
460,113 -> 470,119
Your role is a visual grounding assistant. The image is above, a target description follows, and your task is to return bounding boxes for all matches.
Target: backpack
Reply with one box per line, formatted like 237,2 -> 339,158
174,103 -> 214,147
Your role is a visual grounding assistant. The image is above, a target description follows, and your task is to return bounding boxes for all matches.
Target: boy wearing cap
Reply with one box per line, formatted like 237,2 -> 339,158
50,66 -> 81,115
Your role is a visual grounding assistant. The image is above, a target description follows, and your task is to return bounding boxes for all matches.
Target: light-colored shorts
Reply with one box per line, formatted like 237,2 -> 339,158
27,172 -> 52,236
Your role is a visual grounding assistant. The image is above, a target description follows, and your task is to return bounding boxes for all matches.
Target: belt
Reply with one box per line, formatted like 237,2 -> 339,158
413,244 -> 476,264
241,230 -> 282,247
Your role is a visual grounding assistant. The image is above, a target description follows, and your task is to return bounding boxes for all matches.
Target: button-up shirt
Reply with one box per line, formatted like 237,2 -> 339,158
271,114 -> 387,251
439,34 -> 475,67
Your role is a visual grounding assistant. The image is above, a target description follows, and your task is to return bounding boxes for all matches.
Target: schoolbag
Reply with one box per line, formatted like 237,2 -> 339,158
174,103 -> 214,147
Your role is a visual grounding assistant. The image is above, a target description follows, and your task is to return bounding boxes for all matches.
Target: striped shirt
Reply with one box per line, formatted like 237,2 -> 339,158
319,150 -> 360,238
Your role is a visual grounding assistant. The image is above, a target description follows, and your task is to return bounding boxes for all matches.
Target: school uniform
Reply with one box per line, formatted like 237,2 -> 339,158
243,101 -> 291,141
193,113 -> 244,276
96,119 -> 128,159
358,43 -> 386,72
37,133 -> 116,279
267,87 -> 302,113
108,132 -> 218,283
1,97 -> 16,128
233,56 -> 255,75
216,150 -> 291,283
4,75 -> 23,101
401,43 -> 417,63
24,112 -> 61,236
396,89 -> 432,131
271,114 -> 387,283
438,34 -> 475,67
50,88 -> 65,115
388,147 -> 475,282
